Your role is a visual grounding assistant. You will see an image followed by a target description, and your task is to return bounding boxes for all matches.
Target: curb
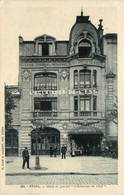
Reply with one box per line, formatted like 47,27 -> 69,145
6,172 -> 118,176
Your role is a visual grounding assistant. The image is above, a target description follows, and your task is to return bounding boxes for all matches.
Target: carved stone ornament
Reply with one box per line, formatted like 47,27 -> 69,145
60,70 -> 69,81
21,70 -> 31,81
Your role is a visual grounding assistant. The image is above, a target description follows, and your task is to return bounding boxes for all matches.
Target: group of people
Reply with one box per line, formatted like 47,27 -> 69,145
22,144 -> 67,169
50,144 -> 67,159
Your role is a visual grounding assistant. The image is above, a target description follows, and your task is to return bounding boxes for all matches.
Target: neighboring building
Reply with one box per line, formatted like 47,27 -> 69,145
5,10 -> 117,156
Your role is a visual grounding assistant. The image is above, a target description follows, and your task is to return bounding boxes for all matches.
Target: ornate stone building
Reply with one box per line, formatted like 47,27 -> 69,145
5,10 -> 117,156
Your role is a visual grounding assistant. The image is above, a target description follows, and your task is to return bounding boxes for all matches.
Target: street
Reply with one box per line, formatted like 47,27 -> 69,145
5,156 -> 118,186
6,174 -> 117,186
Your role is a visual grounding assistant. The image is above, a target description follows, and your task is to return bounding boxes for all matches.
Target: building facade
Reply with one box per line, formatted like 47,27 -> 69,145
5,11 -> 117,156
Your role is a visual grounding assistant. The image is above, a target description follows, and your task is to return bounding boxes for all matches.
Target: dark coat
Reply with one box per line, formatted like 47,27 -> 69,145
22,150 -> 29,159
61,146 -> 67,154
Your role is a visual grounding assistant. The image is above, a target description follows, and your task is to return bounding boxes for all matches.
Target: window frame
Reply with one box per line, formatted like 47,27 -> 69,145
34,97 -> 57,112
78,39 -> 92,58
34,72 -> 57,91
79,69 -> 91,88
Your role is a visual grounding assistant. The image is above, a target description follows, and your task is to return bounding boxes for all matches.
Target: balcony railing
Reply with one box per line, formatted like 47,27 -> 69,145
32,111 -> 105,118
33,111 -> 57,118
74,111 -> 98,117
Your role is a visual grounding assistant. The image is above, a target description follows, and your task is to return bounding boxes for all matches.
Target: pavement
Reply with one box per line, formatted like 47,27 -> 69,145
6,155 -> 118,175
5,156 -> 118,185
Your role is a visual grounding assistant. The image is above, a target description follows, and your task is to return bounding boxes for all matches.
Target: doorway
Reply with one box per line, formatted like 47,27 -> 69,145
31,127 -> 60,155
69,134 -> 102,156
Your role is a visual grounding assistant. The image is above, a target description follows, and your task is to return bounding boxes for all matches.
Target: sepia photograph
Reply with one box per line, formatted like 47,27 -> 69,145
0,0 -> 123,194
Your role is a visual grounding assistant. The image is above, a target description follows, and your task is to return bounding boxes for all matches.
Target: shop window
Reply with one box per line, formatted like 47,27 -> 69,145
34,98 -> 57,111
78,40 -> 92,58
34,73 -> 57,90
80,70 -> 91,88
74,70 -> 78,89
93,70 -> 97,88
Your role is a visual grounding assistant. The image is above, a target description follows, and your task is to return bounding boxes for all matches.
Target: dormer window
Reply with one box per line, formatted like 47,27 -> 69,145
38,43 -> 52,56
78,40 -> 92,58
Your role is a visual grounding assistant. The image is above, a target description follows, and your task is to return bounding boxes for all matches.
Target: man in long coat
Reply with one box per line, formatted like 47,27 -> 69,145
22,147 -> 30,169
61,145 -> 67,159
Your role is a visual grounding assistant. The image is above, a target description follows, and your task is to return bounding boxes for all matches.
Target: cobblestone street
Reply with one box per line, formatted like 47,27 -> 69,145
5,156 -> 118,186
6,174 -> 117,186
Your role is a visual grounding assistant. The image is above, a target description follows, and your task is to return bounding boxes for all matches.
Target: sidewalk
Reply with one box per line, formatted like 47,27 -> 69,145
5,155 -> 118,175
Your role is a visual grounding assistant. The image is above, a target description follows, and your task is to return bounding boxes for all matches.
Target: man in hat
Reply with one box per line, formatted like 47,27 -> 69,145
61,144 -> 67,159
22,147 -> 30,169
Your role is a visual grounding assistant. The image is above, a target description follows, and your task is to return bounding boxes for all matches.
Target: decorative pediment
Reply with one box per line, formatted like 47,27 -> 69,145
34,34 -> 56,42
106,71 -> 116,79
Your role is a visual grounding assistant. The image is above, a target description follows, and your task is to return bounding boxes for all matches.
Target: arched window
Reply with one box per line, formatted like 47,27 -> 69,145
93,70 -> 97,88
74,70 -> 78,89
78,40 -> 92,58
80,70 -> 91,88
34,73 -> 57,90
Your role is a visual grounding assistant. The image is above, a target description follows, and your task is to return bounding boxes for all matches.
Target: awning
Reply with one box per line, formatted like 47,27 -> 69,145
68,125 -> 103,135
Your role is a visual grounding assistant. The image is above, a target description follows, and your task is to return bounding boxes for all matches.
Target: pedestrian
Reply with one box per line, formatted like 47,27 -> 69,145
50,145 -> 53,157
22,147 -> 30,169
61,144 -> 67,159
54,145 -> 57,157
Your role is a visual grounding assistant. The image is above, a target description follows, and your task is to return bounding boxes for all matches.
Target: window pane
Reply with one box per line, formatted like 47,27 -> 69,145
78,40 -> 91,58
93,70 -> 97,88
34,102 -> 40,110
74,96 -> 78,111
80,70 -> 91,88
80,97 -> 85,111
74,70 -> 78,89
38,44 -> 42,56
85,99 -> 90,111
35,73 -> 57,91
42,43 -> 49,56
93,96 -> 97,110
34,98 -> 57,111
80,96 -> 91,111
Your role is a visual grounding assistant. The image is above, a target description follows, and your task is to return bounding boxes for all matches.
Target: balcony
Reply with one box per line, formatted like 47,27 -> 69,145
33,111 -> 57,118
74,111 -> 104,118
32,111 -> 105,119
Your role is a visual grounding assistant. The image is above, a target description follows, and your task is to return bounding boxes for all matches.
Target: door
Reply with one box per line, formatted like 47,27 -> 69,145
5,129 -> 18,156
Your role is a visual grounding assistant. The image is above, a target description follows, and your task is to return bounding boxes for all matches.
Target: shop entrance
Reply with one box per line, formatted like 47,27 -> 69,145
69,134 -> 102,156
31,127 -> 60,155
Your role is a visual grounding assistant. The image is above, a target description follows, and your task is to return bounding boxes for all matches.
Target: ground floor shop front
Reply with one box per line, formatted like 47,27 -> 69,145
5,127 -> 105,157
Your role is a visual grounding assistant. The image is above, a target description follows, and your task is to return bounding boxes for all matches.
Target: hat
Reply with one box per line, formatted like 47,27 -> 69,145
25,147 -> 27,149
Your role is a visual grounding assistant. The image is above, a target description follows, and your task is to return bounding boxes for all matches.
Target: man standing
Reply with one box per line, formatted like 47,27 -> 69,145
50,145 -> 53,157
54,144 -> 57,157
61,144 -> 67,159
22,147 -> 30,169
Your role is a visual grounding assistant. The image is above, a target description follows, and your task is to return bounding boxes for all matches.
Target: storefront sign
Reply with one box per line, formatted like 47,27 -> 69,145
33,89 -> 98,95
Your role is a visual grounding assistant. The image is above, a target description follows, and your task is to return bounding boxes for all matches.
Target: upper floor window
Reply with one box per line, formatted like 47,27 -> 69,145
93,96 -> 97,110
34,73 -> 57,90
38,43 -> 52,56
80,96 -> 91,111
78,40 -> 92,58
74,70 -> 78,89
80,70 -> 91,88
34,97 -> 57,111
93,70 -> 97,88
